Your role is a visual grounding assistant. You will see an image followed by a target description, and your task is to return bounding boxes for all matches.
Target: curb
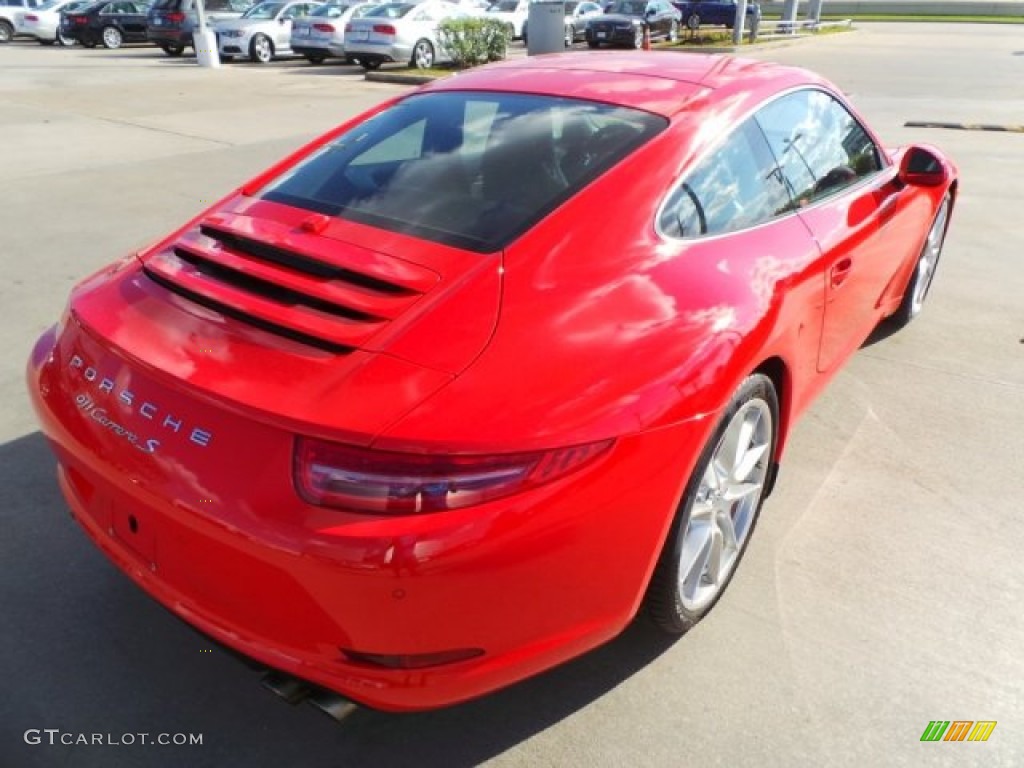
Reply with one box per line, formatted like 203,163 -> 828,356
364,71 -> 447,85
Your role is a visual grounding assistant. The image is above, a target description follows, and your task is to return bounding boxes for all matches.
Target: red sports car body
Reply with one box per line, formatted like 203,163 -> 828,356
27,52 -> 956,713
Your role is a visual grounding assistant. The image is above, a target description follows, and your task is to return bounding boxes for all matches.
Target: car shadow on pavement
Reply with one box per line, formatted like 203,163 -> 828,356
0,430 -> 678,768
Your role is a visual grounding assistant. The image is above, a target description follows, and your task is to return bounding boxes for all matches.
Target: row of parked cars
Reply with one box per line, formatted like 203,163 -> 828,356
0,0 -> 757,67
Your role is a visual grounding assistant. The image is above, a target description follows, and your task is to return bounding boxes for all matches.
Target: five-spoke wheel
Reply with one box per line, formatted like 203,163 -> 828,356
411,38 -> 434,69
645,374 -> 778,634
891,194 -> 951,327
249,33 -> 273,63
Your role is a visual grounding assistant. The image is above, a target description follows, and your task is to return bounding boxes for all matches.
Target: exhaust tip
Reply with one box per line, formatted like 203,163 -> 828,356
261,670 -> 312,705
307,690 -> 360,723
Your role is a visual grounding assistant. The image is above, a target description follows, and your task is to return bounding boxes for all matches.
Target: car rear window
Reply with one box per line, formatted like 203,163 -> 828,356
259,92 -> 666,252
363,3 -> 415,18
149,0 -> 183,9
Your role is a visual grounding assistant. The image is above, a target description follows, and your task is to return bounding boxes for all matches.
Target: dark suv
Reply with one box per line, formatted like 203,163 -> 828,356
146,0 -> 252,55
671,0 -> 760,31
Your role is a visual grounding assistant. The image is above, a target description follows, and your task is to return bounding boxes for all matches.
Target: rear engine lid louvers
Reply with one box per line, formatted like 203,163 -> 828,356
142,213 -> 439,354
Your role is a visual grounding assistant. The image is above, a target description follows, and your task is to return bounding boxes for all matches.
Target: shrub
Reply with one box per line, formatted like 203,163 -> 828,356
437,17 -> 509,68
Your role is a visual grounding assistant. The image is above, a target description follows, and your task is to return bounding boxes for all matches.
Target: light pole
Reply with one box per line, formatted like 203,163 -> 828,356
193,0 -> 221,68
731,0 -> 748,45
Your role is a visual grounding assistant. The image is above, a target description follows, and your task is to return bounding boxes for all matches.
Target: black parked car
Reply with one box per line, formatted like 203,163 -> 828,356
60,0 -> 150,48
146,0 -> 252,56
585,0 -> 679,48
671,0 -> 759,31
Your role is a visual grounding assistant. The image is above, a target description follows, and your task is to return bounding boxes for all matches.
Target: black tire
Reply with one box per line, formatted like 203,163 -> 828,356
159,42 -> 185,56
685,12 -> 700,30
100,25 -> 122,49
82,39 -> 96,48
644,373 -> 778,635
586,39 -> 599,48
360,58 -> 380,70
0,20 -> 14,43
305,53 -> 326,64
889,194 -> 951,328
57,29 -> 76,46
249,32 -> 273,63
410,37 -> 433,69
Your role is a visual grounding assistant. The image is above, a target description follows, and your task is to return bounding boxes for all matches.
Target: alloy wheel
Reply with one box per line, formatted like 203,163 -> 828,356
412,39 -> 434,69
677,398 -> 772,613
251,34 -> 272,63
910,197 -> 950,314
101,26 -> 122,49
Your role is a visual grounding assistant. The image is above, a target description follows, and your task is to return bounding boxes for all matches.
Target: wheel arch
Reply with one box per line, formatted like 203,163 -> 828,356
749,355 -> 791,497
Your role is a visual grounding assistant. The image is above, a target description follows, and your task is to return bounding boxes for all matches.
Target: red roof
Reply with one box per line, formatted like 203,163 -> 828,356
424,51 -> 821,117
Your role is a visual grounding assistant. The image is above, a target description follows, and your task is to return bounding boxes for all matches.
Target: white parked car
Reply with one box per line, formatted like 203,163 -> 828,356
215,0 -> 322,63
14,0 -> 89,43
0,0 -> 45,42
289,0 -> 376,64
344,0 -> 468,70
484,0 -> 525,39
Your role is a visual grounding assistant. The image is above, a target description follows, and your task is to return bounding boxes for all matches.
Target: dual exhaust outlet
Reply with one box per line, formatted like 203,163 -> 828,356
261,670 -> 360,722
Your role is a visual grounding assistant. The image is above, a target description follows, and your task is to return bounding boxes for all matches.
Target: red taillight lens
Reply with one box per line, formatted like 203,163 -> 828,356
372,23 -> 395,34
313,22 -> 334,32
165,11 -> 185,21
294,438 -> 613,514
25,13 -> 38,20
72,15 -> 87,23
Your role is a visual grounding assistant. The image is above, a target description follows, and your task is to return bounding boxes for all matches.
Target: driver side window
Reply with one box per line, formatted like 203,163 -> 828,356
660,118 -> 791,238
754,89 -> 883,207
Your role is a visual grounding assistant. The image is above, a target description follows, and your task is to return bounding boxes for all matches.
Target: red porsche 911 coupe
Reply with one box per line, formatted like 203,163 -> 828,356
28,52 -> 956,714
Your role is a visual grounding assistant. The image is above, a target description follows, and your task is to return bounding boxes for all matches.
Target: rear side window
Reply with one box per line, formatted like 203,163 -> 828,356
149,0 -> 184,9
755,89 -> 882,206
659,118 -> 792,238
260,92 -> 666,252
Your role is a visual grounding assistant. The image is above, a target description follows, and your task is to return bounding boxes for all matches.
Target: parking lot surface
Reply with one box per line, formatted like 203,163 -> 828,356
1,25 -> 1022,768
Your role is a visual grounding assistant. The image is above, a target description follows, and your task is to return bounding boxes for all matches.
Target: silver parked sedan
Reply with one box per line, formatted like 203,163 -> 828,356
215,0 -> 321,63
289,0 -> 376,64
344,0 -> 468,70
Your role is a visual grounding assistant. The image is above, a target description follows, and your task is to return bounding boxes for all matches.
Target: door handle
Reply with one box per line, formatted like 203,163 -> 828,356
830,257 -> 853,288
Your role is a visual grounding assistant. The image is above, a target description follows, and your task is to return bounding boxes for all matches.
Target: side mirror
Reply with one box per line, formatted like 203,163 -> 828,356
898,145 -> 948,188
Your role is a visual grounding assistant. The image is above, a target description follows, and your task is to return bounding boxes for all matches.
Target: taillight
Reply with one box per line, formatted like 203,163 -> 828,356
72,15 -> 87,23
372,23 -> 395,34
165,11 -> 185,21
313,22 -> 334,32
294,437 -> 613,514
25,13 -> 38,20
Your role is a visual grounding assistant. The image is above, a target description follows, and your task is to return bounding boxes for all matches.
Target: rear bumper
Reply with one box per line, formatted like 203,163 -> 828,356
146,27 -> 191,44
27,320 -> 704,711
345,42 -> 409,65
292,42 -> 345,58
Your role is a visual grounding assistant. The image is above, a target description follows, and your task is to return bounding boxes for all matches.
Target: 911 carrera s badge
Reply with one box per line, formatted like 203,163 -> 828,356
68,354 -> 213,452
74,392 -> 162,454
